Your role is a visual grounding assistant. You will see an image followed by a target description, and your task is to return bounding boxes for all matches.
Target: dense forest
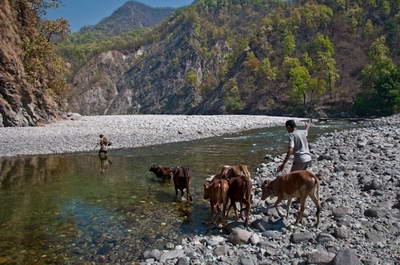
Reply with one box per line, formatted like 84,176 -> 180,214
56,0 -> 400,117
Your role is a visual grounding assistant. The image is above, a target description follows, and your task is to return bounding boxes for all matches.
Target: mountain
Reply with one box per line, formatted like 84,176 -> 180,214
65,0 -> 400,117
79,1 -> 176,38
0,0 -> 66,127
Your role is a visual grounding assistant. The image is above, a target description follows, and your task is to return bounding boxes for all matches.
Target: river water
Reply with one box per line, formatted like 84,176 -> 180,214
0,122 -> 357,264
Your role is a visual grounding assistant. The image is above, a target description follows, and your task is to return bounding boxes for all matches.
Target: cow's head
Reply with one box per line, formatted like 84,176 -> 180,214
261,180 -> 274,200
149,164 -> 160,173
220,166 -> 234,179
203,183 -> 210,199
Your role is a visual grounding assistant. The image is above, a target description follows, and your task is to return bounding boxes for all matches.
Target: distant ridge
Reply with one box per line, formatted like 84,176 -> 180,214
79,0 -> 175,37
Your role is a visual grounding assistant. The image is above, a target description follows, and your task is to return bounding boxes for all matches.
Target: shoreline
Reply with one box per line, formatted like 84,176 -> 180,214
0,115 -> 306,158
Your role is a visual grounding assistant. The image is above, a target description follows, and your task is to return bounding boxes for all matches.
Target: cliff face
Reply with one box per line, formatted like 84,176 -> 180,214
0,0 -> 61,127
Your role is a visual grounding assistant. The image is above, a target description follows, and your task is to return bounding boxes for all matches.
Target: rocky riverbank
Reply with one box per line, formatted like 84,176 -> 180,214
0,115 -> 303,157
140,114 -> 400,265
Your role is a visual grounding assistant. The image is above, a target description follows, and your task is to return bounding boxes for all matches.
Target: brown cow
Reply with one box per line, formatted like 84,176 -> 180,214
149,165 -> 174,180
203,177 -> 229,221
172,167 -> 193,201
261,170 -> 321,227
226,174 -> 252,226
219,164 -> 251,179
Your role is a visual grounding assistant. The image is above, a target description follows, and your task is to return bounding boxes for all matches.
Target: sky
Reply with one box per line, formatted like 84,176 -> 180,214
46,0 -> 194,32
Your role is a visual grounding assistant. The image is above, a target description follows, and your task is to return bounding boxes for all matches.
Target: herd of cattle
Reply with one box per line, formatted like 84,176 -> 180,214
149,165 -> 321,227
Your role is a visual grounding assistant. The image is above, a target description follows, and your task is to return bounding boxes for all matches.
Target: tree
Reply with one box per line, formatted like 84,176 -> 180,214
288,65 -> 311,107
39,18 -> 70,41
224,78 -> 245,112
354,65 -> 400,116
283,31 -> 296,56
354,36 -> 400,116
260,58 -> 277,81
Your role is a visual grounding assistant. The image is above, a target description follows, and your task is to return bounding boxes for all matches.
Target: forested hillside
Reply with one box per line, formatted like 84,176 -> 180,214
63,0 -> 400,117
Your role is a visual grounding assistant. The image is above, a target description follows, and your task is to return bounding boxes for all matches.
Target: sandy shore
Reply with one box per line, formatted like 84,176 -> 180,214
0,115 -> 305,157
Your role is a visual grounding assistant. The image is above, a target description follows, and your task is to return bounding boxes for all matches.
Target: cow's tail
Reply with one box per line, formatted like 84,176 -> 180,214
240,165 -> 251,179
311,173 -> 320,201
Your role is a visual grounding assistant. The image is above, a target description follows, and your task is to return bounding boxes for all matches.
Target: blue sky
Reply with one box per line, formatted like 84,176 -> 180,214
46,0 -> 194,32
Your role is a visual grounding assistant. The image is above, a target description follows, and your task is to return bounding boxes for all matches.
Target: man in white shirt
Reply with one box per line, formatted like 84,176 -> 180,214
277,120 -> 311,172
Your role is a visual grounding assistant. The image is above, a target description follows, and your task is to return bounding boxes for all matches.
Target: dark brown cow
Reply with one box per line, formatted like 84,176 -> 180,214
172,167 -> 193,201
219,164 -> 251,179
226,174 -> 252,226
203,177 -> 229,221
149,165 -> 174,180
261,170 -> 321,227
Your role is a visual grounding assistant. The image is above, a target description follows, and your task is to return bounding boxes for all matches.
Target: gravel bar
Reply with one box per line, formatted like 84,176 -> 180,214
0,115 -> 305,157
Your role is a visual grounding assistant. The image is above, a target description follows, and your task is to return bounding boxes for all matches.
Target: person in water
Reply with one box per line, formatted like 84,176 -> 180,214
277,119 -> 312,172
98,134 -> 112,154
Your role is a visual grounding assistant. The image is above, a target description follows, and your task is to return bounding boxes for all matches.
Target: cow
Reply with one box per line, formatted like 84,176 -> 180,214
149,165 -> 174,180
225,174 -> 252,226
172,167 -> 193,201
203,177 -> 229,221
219,164 -> 251,179
261,170 -> 321,227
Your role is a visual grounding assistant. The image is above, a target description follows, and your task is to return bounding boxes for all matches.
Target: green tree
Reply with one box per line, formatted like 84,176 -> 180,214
224,78 -> 244,112
186,70 -> 198,87
283,31 -> 296,56
354,36 -> 400,116
288,65 -> 311,107
260,58 -> 277,81
354,65 -> 400,116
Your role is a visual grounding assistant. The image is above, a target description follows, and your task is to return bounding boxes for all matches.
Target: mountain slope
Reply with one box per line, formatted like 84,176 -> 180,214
79,1 -> 175,37
65,0 -> 400,117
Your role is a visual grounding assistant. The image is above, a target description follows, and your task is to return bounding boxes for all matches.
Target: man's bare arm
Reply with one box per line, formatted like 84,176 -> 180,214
278,147 -> 294,172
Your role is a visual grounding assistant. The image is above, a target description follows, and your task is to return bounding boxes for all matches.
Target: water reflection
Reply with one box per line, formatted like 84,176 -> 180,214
98,153 -> 112,174
0,156 -> 68,189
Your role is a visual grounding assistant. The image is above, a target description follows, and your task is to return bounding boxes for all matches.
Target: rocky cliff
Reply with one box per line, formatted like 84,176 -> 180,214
0,0 -> 62,127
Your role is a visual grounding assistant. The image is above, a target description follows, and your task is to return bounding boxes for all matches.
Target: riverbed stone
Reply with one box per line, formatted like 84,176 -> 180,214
229,228 -> 252,244
291,232 -> 313,243
159,250 -> 185,263
334,227 -> 349,239
332,207 -> 353,218
213,245 -> 228,257
306,250 -> 335,264
316,233 -> 336,244
330,248 -> 362,265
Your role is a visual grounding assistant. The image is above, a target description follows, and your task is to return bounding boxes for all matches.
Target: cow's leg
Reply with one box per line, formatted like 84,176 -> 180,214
222,197 -> 227,223
273,197 -> 284,217
225,201 -> 232,218
175,187 -> 179,201
310,191 -> 321,227
243,199 -> 251,226
286,197 -> 292,219
295,197 -> 306,225
187,184 -> 192,201
232,202 -> 239,220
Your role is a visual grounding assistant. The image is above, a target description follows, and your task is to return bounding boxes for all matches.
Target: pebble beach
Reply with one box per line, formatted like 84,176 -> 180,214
0,115 -> 304,157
